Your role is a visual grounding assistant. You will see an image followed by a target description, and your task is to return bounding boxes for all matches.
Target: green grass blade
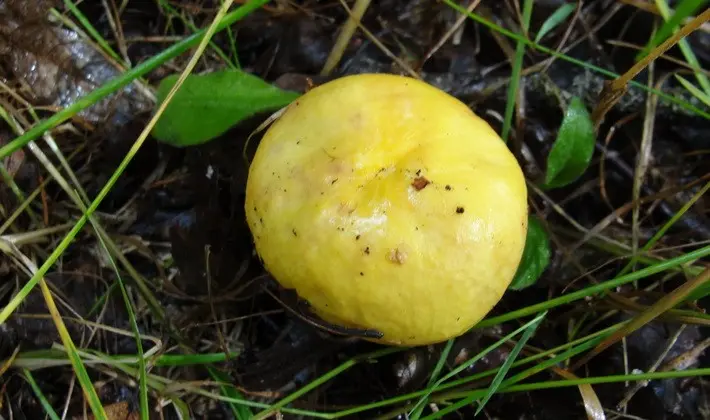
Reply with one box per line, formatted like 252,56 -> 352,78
0,0 -> 270,160
440,0 -> 710,120
38,279 -> 108,419
476,243 -> 710,328
676,74 -> 710,107
474,311 -> 545,415
153,352 -> 241,366
226,25 -> 241,68
251,347 -> 399,420
409,339 -> 455,419
207,366 -> 254,420
329,323 -> 621,418
502,0 -> 534,142
424,324 -> 606,419
1,239 -> 108,419
535,3 -> 576,43
0,0 -> 269,325
409,312 -> 548,419
654,0 -> 710,95
60,0 -> 126,65
157,0 -> 239,70
642,0 -> 708,55
434,367 -> 710,406
23,369 -> 62,420
574,267 -> 710,369
10,349 -> 240,368
93,229 -> 149,419
499,368 -> 710,392
618,180 -> 710,278
170,397 -> 192,419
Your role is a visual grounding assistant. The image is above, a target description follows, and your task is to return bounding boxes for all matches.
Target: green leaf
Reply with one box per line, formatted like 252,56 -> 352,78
534,3 -> 576,43
544,96 -> 595,189
152,69 -> 300,146
509,216 -> 551,290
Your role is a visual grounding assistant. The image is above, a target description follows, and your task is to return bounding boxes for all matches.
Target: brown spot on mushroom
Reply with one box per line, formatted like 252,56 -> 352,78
456,207 -> 465,214
351,112 -> 363,128
411,176 -> 430,191
387,248 -> 407,264
338,202 -> 356,215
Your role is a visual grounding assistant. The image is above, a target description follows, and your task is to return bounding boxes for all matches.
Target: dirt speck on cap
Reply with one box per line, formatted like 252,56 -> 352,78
411,176 -> 430,191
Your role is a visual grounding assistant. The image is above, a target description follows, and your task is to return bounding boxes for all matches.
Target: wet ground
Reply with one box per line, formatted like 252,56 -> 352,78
0,0 -> 709,419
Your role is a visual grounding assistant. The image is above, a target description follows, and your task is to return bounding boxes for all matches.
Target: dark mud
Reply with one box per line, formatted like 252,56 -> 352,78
0,0 -> 708,419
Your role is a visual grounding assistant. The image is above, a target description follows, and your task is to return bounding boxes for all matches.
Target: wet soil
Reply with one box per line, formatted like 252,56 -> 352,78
0,0 -> 709,419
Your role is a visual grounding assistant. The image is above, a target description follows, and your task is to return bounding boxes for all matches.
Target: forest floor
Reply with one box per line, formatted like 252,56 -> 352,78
0,1 -> 709,419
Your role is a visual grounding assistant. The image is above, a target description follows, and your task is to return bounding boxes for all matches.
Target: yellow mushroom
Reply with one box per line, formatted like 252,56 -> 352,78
245,73 -> 528,346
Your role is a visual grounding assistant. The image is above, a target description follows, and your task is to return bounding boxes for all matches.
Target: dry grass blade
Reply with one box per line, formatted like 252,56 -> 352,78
553,368 -> 606,420
321,0 -> 372,76
0,239 -> 108,419
568,171 -> 710,255
0,346 -> 20,377
2,0 -> 708,417
571,267 -> 710,371
619,336 -> 710,410
631,67 -> 660,269
592,7 -> 710,128
417,0 -> 482,71
617,325 -> 686,409
0,0 -> 265,324
333,0 -> 419,78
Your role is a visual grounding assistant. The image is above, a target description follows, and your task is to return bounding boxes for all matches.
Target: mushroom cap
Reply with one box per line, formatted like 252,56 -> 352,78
245,73 -> 528,346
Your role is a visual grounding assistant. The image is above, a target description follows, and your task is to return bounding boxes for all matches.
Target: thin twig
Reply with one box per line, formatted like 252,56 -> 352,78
417,0 -> 482,72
